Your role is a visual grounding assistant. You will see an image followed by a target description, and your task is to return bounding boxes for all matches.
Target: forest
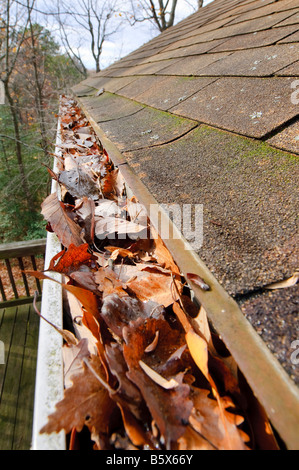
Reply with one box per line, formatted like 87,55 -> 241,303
0,7 -> 83,242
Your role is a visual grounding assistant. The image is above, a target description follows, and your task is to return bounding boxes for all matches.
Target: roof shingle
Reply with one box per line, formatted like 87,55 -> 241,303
72,0 -> 299,383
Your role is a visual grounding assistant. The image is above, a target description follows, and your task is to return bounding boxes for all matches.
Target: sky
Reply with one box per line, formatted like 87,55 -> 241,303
40,0 -> 214,71
97,0 -> 214,70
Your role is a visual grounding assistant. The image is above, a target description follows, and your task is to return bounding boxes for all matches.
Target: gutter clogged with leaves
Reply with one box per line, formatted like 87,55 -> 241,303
28,95 -> 284,451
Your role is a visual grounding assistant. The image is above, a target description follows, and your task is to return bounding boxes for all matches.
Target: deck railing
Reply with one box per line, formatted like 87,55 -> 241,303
0,239 -> 46,307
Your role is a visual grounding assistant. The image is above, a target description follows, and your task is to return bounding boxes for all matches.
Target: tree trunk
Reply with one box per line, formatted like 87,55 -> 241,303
4,81 -> 34,211
30,46 -> 51,165
168,0 -> 178,28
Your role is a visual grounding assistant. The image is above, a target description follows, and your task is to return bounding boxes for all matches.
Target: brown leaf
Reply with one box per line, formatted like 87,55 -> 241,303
75,196 -> 95,244
40,355 -> 119,440
265,271 -> 299,290
100,293 -> 156,338
173,301 -> 248,450
177,424 -> 216,450
105,246 -> 135,260
94,199 -> 121,218
144,330 -> 159,353
112,262 -> 182,307
126,270 -> 179,308
48,243 -> 93,275
186,272 -> 210,291
105,342 -> 144,420
125,199 -> 148,226
123,317 -> 192,447
101,168 -> 125,198
70,271 -> 98,293
118,405 -> 156,449
63,338 -> 90,388
189,387 -> 249,450
138,360 -> 180,390
94,267 -> 128,298
41,192 -> 82,248
58,166 -> 99,200
150,228 -> 181,276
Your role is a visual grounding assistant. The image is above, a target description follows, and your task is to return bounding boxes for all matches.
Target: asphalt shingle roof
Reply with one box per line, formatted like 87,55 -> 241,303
72,0 -> 299,383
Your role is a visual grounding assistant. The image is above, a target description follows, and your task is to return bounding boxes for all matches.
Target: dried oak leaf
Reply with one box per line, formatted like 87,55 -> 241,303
105,246 -> 136,260
101,168 -> 125,199
41,192 -> 82,248
100,293 -> 159,338
177,424 -> 216,450
178,296 -> 241,396
48,243 -> 94,275
125,270 -> 179,308
112,262 -> 181,307
63,338 -> 90,388
150,228 -> 181,276
118,405 -> 156,449
125,199 -> 148,226
58,166 -> 99,200
123,317 -> 193,447
173,301 -> 248,449
40,355 -> 118,440
105,342 -> 144,420
265,270 -> 299,290
95,267 -> 128,298
70,271 -> 98,293
128,316 -> 187,378
94,199 -> 121,218
189,387 -> 249,450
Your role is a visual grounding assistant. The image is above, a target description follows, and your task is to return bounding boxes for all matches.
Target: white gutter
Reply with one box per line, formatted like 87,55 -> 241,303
31,120 -> 66,450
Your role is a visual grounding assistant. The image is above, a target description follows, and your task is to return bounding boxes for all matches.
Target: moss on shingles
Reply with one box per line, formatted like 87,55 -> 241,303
123,122 -> 298,295
192,124 -> 298,176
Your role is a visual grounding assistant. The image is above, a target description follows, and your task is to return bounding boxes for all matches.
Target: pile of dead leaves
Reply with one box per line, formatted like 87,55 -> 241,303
28,95 -> 280,450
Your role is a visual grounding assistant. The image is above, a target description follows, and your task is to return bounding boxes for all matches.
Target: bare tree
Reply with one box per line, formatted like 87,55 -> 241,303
25,1 -> 52,163
56,0 -> 122,73
0,0 -> 35,209
126,0 -> 178,32
125,0 -> 204,33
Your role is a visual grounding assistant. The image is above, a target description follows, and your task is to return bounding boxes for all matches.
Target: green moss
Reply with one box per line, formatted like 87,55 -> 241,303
196,124 -> 298,167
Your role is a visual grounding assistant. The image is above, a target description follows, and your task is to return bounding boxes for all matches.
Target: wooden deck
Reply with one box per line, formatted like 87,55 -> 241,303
0,301 -> 40,450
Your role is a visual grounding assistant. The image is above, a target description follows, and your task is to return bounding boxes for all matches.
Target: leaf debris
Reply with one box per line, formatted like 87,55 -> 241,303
28,96 -> 281,451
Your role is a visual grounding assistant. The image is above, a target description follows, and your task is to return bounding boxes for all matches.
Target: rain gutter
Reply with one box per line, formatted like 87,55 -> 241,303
77,97 -> 299,451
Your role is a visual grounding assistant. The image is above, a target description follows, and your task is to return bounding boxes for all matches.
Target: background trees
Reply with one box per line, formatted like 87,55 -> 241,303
56,0 -> 122,74
0,0 -> 83,242
0,0 -> 209,242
